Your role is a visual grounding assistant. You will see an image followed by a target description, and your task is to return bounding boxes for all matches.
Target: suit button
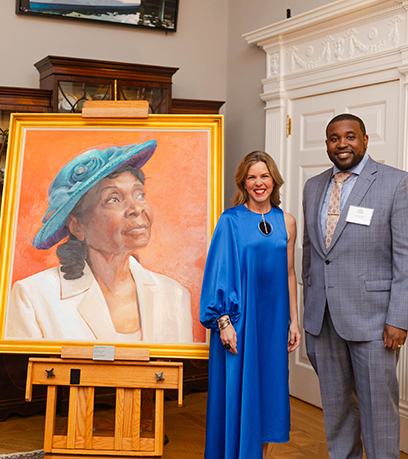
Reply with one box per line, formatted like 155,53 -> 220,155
325,260 -> 330,265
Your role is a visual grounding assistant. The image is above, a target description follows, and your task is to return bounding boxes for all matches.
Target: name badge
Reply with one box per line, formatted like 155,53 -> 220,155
346,205 -> 374,226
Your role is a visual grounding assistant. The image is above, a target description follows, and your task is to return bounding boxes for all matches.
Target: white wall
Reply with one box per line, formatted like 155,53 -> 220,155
0,0 -> 340,206
0,0 -> 227,101
224,0 -> 338,207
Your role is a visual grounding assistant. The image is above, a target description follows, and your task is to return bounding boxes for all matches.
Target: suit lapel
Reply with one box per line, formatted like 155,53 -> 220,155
60,263 -> 117,341
129,257 -> 158,342
76,282 -> 118,341
327,157 -> 378,253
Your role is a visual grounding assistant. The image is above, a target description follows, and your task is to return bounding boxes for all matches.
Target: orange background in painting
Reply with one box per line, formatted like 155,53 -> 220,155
12,129 -> 209,342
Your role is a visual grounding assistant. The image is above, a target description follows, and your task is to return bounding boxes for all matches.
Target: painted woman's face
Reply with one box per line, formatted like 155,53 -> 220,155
69,171 -> 153,255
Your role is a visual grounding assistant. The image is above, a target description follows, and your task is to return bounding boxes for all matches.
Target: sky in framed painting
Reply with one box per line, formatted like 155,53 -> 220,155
17,0 -> 179,31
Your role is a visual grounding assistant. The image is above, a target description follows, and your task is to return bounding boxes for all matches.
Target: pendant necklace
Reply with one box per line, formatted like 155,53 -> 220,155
258,212 -> 273,236
247,204 -> 273,236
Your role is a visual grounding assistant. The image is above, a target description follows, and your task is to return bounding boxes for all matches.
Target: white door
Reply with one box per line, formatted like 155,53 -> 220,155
286,80 -> 401,407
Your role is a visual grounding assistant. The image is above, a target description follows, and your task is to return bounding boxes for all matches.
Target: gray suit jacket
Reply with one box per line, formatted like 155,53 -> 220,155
302,156 -> 408,341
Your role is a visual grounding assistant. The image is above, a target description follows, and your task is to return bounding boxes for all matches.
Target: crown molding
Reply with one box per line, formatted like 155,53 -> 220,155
244,0 -> 405,46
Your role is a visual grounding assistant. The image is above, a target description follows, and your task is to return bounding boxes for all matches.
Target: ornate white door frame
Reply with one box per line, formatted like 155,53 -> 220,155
245,0 -> 408,452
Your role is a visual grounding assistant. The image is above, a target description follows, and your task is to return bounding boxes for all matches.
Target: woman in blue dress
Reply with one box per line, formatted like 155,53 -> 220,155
200,151 -> 301,459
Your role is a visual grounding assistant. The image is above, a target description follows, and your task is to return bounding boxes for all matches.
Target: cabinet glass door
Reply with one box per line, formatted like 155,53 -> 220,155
0,110 -> 11,204
0,110 -> 11,170
119,85 -> 168,114
58,82 -> 111,113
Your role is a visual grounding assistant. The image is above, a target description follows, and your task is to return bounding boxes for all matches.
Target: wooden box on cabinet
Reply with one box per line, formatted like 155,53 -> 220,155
34,55 -> 178,114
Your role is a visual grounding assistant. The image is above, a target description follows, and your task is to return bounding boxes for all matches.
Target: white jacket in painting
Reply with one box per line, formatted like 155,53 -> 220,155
6,256 -> 193,344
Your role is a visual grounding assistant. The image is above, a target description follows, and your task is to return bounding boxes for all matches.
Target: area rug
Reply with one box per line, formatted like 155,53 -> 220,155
0,450 -> 44,459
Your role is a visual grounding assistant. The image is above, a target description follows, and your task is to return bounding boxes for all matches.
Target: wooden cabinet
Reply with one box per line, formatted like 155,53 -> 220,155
172,98 -> 224,114
35,55 -> 178,114
0,86 -> 52,200
0,354 -> 47,422
0,86 -> 52,116
0,87 -> 53,420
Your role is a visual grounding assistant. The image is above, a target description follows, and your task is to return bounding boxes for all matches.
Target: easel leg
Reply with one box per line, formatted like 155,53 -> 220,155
44,385 -> 57,452
154,390 -> 164,457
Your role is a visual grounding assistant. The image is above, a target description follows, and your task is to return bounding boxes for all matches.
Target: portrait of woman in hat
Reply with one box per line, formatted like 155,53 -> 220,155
5,140 -> 193,343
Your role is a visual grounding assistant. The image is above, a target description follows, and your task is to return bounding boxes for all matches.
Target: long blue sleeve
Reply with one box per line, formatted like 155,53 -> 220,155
199,208 -> 241,330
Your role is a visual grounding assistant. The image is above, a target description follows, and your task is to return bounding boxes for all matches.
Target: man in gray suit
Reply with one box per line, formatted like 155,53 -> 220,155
302,113 -> 408,458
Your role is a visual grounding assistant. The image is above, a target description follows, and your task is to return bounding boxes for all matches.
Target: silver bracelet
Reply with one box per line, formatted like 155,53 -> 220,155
217,317 -> 231,330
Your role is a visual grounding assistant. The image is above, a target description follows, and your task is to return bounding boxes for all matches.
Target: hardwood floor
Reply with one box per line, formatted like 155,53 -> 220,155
265,397 -> 408,458
0,392 -> 407,458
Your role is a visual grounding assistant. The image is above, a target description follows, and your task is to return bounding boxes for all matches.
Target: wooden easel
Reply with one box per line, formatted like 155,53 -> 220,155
25,101 -> 182,458
26,347 -> 183,458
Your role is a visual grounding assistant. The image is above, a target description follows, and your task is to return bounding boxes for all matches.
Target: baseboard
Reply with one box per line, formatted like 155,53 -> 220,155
401,414 -> 408,453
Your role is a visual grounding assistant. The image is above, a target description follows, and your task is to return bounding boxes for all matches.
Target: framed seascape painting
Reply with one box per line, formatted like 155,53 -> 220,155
16,0 -> 180,31
0,114 -> 223,358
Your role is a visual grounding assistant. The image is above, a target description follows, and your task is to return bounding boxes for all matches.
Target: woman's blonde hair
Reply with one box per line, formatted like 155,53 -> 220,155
232,151 -> 284,208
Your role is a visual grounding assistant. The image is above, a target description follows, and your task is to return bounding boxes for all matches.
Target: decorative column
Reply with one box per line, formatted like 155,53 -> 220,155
261,47 -> 288,204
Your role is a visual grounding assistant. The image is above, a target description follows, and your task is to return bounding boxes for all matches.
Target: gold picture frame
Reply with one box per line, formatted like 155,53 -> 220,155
0,114 -> 223,359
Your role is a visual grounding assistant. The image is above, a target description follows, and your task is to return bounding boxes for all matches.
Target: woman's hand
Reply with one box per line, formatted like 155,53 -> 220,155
220,323 -> 238,354
288,321 -> 301,353
284,212 -> 301,355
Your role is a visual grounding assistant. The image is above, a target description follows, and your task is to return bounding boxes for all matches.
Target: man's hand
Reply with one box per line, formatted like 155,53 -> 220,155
383,324 -> 407,350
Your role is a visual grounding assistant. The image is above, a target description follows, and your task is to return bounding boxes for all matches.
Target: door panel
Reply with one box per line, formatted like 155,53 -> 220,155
288,80 -> 400,407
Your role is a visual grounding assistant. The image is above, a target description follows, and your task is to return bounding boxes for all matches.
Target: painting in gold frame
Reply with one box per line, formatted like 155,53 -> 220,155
0,114 -> 223,359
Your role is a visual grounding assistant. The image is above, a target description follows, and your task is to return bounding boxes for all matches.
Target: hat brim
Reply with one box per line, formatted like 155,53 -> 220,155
33,140 -> 157,250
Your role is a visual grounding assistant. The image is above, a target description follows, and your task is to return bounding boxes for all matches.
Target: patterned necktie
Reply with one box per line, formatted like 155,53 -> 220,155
325,171 -> 352,249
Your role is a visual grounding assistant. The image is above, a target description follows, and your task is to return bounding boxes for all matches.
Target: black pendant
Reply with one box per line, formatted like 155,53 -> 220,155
258,220 -> 273,236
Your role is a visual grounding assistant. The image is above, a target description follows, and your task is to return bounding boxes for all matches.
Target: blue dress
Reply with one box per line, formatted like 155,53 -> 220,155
200,205 -> 290,459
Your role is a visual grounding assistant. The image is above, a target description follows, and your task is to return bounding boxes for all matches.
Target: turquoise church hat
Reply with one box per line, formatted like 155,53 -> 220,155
33,140 -> 157,250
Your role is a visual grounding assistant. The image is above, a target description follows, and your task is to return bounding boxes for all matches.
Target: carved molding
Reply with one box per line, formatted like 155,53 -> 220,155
260,87 -> 286,105
287,15 -> 404,73
269,53 -> 280,76
284,3 -> 403,46
244,0 -> 406,47
288,37 -> 334,73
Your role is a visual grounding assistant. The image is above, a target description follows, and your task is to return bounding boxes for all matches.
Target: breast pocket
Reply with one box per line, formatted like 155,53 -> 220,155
365,279 -> 392,292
